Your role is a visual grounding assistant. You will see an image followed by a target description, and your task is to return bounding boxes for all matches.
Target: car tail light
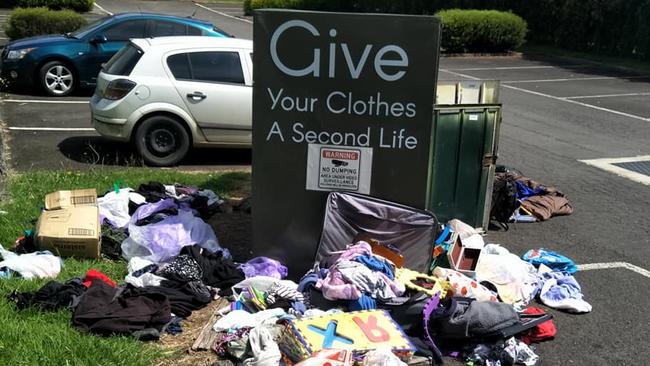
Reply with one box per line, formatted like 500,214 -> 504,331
103,79 -> 136,100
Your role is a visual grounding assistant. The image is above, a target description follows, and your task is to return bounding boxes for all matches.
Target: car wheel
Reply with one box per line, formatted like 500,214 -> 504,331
134,115 -> 190,167
39,61 -> 75,96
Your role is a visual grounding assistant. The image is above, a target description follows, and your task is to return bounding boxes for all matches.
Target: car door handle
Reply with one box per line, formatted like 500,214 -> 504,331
187,92 -> 206,101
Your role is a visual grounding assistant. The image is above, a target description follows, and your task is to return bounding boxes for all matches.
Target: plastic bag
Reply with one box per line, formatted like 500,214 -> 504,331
522,248 -> 577,274
240,257 -> 288,279
121,209 -> 227,263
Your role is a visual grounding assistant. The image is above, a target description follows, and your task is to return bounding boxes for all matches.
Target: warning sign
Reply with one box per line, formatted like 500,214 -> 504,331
306,144 -> 372,194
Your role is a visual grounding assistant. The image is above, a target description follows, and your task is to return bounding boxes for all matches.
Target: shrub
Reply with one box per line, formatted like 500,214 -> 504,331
13,0 -> 94,12
0,0 -> 20,9
436,9 -> 527,53
243,0 -> 253,15
5,7 -> 87,40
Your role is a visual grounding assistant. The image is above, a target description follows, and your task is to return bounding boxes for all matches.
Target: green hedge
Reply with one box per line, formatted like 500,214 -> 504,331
1,0 -> 93,12
436,9 -> 526,53
5,7 -> 87,40
244,0 -> 650,60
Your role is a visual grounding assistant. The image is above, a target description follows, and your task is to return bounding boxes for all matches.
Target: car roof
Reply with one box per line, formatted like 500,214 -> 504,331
131,36 -> 252,51
111,12 -> 212,27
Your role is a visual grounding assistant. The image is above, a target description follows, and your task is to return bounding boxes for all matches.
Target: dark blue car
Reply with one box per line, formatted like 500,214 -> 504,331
0,13 -> 231,96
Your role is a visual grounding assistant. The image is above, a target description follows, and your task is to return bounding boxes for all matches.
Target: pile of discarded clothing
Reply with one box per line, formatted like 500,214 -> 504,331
204,218 -> 590,366
0,185 -> 590,366
3,181 -> 244,340
490,167 -> 574,225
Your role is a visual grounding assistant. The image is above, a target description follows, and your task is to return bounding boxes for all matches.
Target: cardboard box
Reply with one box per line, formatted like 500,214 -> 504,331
35,206 -> 100,258
447,237 -> 482,278
45,188 -> 97,210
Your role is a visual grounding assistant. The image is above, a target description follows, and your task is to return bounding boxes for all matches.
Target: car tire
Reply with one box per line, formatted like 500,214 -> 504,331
39,61 -> 75,96
134,115 -> 191,167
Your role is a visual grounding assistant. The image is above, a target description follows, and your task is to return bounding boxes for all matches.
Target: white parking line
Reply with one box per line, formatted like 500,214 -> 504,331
93,2 -> 113,16
9,127 -> 95,131
578,262 -> 650,279
3,99 -> 88,104
440,68 -> 650,122
194,3 -> 252,24
450,65 -> 586,71
579,155 -> 650,186
503,75 -> 650,84
503,84 -> 650,122
565,92 -> 650,99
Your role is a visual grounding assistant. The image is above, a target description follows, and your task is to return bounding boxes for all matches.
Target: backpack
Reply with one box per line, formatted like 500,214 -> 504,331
490,172 -> 518,227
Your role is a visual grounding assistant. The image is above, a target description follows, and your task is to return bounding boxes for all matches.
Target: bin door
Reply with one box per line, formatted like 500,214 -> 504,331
428,106 -> 501,229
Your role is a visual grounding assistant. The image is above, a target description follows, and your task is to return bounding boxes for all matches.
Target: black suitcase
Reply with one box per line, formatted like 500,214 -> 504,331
315,192 -> 439,273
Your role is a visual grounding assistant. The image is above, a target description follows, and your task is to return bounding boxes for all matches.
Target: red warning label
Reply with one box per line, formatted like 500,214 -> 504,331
322,150 -> 359,160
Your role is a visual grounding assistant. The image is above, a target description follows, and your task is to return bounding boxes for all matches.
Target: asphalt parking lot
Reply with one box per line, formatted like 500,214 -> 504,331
1,2 -> 649,364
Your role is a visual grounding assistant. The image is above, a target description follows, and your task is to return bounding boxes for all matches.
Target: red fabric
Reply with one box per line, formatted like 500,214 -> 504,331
83,269 -> 117,288
520,307 -> 556,344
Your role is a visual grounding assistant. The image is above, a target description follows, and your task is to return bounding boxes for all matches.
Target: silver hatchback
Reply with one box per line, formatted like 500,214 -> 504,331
91,36 -> 253,166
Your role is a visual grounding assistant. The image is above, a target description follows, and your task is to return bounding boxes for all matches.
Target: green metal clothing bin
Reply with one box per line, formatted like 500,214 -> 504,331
427,81 -> 502,230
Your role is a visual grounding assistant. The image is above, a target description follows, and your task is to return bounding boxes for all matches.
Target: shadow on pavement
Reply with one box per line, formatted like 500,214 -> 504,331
58,136 -> 252,167
521,53 -> 650,82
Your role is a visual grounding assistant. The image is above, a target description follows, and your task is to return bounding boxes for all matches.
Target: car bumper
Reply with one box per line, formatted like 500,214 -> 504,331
0,58 -> 35,88
92,112 -> 130,142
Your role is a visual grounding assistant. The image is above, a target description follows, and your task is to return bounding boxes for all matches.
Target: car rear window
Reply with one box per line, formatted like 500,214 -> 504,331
166,51 -> 245,84
103,43 -> 144,76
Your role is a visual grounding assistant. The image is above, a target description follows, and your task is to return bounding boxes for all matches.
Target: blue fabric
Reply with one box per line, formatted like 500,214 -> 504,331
348,294 -> 377,311
540,271 -> 582,301
354,255 -> 394,279
515,181 -> 546,199
522,248 -> 577,274
291,301 -> 307,315
297,271 -> 319,293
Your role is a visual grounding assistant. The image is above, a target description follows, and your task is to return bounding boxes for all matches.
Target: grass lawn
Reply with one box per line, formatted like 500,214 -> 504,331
0,168 -> 250,366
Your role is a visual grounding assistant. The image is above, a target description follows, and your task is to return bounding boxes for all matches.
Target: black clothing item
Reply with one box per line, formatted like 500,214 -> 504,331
139,278 -> 212,318
179,246 -> 244,295
380,291 -> 430,337
8,279 -> 86,311
155,254 -> 203,282
137,181 -> 168,203
101,223 -> 128,260
72,281 -> 171,338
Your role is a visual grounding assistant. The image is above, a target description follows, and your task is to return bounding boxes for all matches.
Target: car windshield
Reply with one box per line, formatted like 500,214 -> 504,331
70,17 -> 112,39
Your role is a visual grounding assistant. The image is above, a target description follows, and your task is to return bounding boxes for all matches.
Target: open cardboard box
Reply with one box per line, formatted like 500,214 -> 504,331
446,235 -> 483,278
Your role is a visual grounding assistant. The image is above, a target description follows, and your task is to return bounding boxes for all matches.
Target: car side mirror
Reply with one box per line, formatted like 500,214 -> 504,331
90,34 -> 108,44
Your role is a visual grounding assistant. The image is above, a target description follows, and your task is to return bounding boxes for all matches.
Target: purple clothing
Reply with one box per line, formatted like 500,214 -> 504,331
316,266 -> 362,300
131,198 -> 178,222
239,257 -> 288,279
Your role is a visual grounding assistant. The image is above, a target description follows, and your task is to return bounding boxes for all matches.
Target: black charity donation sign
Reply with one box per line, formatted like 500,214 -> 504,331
252,9 -> 440,276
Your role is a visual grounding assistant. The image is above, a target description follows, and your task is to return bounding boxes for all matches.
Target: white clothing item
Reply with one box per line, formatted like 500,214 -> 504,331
539,278 -> 592,313
363,348 -> 407,366
475,244 -> 539,306
127,257 -> 155,273
0,247 -> 61,279
302,308 -> 344,318
124,257 -> 166,287
242,326 -> 281,366
449,219 -> 485,249
213,308 -> 286,331
125,272 -> 166,287
502,337 -> 539,366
